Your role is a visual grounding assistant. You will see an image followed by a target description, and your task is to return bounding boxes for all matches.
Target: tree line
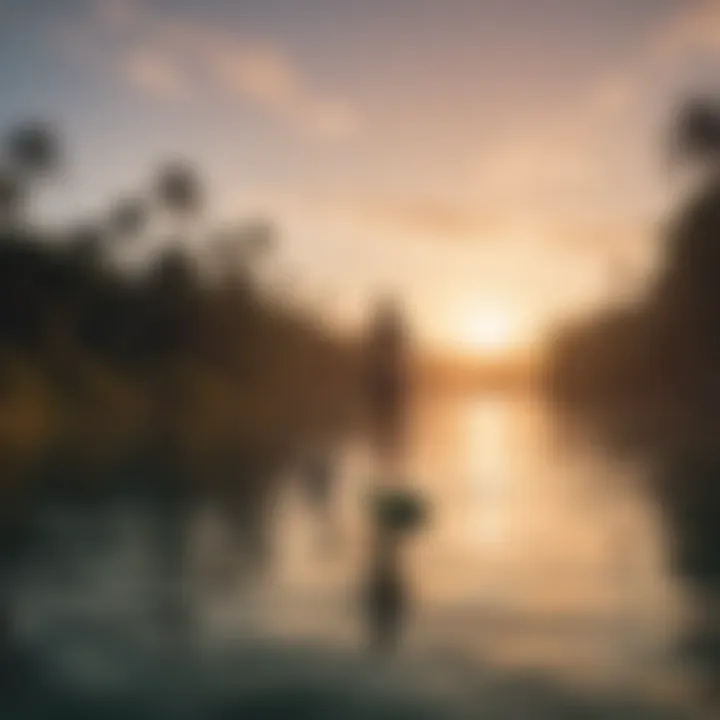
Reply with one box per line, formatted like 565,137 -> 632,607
0,122 -> 360,524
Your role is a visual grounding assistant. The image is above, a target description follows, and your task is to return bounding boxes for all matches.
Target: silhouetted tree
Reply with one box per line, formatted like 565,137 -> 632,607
0,170 -> 20,227
546,97 -> 720,626
674,98 -> 720,166
0,122 -> 60,229
0,120 -> 360,642
365,296 -> 410,468
67,223 -> 104,262
109,197 -> 148,240
156,161 -> 203,218
5,122 -> 59,178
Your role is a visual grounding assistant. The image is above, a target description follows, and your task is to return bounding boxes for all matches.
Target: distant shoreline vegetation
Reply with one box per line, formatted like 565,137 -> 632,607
543,98 -> 720,604
0,122 -> 360,519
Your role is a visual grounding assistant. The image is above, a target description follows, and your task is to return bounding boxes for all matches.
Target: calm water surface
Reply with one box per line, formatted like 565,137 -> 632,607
272,393 -> 689,671
13,390 -> 701,710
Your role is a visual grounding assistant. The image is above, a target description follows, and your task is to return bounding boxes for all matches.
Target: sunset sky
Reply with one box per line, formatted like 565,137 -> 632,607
2,0 -> 720,354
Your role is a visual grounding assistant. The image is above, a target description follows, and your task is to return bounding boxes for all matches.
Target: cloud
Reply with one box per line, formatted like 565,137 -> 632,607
465,0 -> 720,249
120,48 -> 190,99
191,37 -> 360,138
95,0 -> 143,33
582,0 -> 720,124
362,197 -> 498,240
236,186 -> 500,243
85,2 -> 360,139
649,0 -> 720,61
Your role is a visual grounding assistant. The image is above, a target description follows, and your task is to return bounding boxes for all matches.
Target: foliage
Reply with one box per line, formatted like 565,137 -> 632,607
0,122 -> 360,511
544,97 -> 720,591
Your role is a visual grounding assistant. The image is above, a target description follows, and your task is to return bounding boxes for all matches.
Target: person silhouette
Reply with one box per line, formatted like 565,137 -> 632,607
364,524 -> 406,654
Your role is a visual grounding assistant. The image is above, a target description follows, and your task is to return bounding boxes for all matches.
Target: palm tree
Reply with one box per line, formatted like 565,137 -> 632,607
67,223 -> 105,268
109,197 -> 148,240
655,97 -> 720,410
674,98 -> 720,166
1,122 -> 59,225
211,219 -> 276,283
155,162 -> 203,283
155,245 -> 194,294
365,296 -> 410,472
0,170 -> 20,229
5,122 -> 60,178
156,161 -> 203,219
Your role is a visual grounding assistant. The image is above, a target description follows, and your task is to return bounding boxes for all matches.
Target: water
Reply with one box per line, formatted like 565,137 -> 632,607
262,392 -> 693,697
7,390 -> 706,716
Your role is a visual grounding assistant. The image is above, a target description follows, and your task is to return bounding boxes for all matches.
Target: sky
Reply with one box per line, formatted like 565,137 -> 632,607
1,0 -> 720,354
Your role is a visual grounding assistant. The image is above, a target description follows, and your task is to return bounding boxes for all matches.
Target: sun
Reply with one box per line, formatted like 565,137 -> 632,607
459,310 -> 519,357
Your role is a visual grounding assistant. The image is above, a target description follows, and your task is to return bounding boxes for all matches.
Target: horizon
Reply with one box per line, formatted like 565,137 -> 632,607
2,0 -> 719,356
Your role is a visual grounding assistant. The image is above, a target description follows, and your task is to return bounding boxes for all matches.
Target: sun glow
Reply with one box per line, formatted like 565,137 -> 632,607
458,309 -> 523,357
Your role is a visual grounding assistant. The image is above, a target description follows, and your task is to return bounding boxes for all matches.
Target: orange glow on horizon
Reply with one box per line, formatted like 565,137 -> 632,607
454,307 -> 530,359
